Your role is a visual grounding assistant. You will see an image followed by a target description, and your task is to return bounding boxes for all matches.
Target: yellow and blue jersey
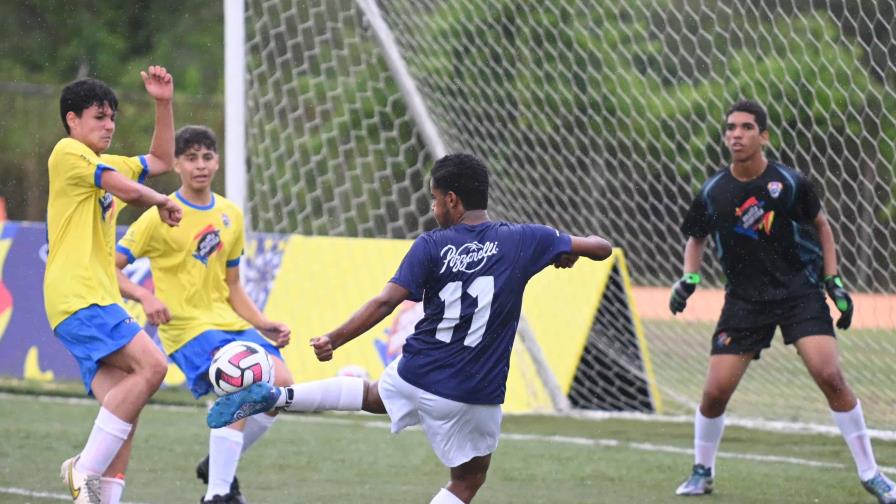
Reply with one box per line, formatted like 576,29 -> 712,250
44,137 -> 148,328
117,192 -> 250,354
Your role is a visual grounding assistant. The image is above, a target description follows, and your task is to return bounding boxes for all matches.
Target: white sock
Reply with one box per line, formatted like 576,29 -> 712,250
832,400 -> 878,481
430,488 -> 464,504
694,409 -> 725,474
205,427 -> 244,500
241,413 -> 277,453
277,377 -> 365,412
100,476 -> 125,504
76,407 -> 132,475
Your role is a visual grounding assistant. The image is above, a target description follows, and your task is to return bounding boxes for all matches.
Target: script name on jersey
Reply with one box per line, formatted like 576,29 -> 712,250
440,241 -> 499,273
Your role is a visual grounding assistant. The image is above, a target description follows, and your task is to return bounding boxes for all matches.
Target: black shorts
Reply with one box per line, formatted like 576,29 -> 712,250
710,290 -> 835,359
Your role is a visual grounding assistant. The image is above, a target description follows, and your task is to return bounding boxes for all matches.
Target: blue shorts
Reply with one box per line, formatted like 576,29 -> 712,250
54,304 -> 144,395
169,328 -> 284,398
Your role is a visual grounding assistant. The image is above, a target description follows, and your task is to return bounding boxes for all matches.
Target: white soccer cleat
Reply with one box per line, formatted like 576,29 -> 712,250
863,472 -> 896,504
675,464 -> 714,496
60,455 -> 101,504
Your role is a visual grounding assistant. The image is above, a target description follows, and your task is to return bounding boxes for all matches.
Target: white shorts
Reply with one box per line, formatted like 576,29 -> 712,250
378,357 -> 502,468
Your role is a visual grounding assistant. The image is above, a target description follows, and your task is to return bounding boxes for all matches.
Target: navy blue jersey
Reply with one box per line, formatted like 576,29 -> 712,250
390,221 -> 572,404
681,161 -> 823,301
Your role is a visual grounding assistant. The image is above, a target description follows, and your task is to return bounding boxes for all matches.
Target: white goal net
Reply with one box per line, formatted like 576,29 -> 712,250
240,0 -> 896,429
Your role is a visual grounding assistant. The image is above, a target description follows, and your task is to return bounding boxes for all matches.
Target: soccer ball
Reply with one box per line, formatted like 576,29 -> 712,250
208,341 -> 274,396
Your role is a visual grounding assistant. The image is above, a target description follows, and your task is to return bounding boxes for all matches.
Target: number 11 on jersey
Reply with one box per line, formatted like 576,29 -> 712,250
435,276 -> 494,347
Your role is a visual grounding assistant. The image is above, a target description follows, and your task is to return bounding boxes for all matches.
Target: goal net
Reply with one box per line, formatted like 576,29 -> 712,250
240,0 -> 896,429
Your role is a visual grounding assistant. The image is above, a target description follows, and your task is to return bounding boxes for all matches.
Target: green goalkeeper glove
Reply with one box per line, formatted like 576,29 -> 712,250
824,274 -> 854,330
669,273 -> 701,315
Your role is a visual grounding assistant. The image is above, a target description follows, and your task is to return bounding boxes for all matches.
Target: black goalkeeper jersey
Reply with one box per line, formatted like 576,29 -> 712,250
681,161 -> 824,302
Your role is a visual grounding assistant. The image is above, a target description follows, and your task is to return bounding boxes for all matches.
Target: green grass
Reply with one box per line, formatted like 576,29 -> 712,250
1,387 -> 895,503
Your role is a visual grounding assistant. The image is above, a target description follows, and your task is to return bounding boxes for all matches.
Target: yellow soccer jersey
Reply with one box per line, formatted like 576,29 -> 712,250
117,192 -> 250,353
44,137 -> 149,328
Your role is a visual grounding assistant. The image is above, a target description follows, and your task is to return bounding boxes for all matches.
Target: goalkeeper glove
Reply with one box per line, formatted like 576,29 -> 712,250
824,274 -> 854,330
670,273 -> 701,315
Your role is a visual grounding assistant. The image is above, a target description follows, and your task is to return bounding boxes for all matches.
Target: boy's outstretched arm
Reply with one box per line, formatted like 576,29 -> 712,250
311,282 -> 410,361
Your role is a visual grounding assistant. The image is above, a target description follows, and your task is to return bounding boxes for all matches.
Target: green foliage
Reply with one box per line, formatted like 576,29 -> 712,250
1,0 -> 222,96
0,2 -> 224,221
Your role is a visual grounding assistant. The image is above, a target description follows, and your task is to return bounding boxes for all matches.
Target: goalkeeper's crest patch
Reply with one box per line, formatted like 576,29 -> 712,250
767,181 -> 783,198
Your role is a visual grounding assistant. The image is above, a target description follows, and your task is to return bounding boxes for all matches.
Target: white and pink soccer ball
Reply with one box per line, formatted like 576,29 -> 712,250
208,341 -> 274,396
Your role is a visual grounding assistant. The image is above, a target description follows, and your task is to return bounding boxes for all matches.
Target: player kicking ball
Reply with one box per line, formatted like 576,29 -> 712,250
207,153 -> 613,503
115,126 -> 294,504
670,99 -> 895,503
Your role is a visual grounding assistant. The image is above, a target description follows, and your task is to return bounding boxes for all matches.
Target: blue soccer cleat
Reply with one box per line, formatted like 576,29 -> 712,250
675,464 -> 713,496
863,472 -> 896,504
207,382 -> 280,429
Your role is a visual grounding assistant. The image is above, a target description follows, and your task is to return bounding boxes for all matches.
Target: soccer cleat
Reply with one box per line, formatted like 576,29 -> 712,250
60,455 -> 101,504
196,455 -> 245,503
675,464 -> 714,496
207,382 -> 280,429
200,492 -> 244,504
863,472 -> 896,504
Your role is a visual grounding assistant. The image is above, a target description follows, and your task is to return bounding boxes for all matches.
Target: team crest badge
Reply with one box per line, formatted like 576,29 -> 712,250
222,213 -> 231,228
767,181 -> 783,199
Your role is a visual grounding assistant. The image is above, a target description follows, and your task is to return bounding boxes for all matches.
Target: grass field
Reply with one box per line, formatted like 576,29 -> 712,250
1,386 -> 895,503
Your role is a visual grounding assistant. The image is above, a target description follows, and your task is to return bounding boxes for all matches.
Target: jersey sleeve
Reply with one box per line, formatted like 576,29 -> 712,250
116,208 -> 159,263
100,154 -> 150,184
793,172 -> 822,223
389,235 -> 433,302
680,192 -> 712,238
227,209 -> 246,268
522,224 -> 573,276
52,142 -> 107,191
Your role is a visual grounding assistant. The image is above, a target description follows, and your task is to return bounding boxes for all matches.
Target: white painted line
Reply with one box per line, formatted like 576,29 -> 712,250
0,486 -> 147,504
570,409 -> 896,441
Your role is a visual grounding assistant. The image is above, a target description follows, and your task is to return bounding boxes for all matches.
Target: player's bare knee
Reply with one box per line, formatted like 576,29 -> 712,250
701,386 -> 733,411
144,352 -> 168,385
450,471 -> 486,497
362,380 -> 386,414
815,369 -> 848,394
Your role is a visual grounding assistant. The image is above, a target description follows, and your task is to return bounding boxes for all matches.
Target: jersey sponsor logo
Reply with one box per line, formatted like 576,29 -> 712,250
439,241 -> 499,273
99,192 -> 114,221
767,181 -> 783,199
734,196 -> 774,239
715,331 -> 732,348
193,225 -> 223,265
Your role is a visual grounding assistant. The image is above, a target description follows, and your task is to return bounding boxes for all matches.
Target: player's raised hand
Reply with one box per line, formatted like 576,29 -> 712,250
310,335 -> 334,362
824,274 -> 854,330
260,321 -> 291,348
157,198 -> 182,227
140,65 -> 173,101
140,294 -> 171,326
670,273 -> 700,314
553,253 -> 579,269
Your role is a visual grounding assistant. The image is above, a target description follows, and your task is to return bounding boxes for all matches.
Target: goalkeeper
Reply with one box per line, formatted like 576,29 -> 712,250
670,99 -> 894,503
